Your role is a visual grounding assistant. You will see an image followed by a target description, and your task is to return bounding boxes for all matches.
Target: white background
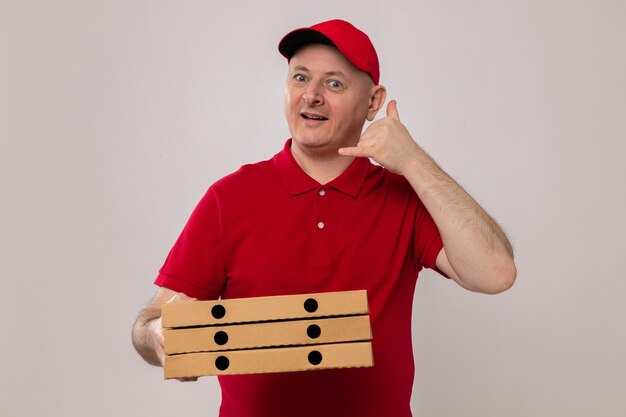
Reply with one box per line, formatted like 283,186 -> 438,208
2,1 -> 625,416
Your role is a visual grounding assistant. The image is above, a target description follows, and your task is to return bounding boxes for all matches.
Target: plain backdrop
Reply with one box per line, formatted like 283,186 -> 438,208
2,1 -> 625,416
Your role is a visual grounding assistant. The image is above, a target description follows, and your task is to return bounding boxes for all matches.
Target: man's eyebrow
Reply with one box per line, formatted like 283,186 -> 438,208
291,66 -> 348,78
324,70 -> 348,78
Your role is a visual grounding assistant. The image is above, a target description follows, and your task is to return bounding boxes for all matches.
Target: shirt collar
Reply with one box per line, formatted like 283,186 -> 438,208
274,139 -> 370,198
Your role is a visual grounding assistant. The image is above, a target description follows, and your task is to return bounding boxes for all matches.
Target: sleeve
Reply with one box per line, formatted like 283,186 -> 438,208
154,186 -> 227,299
413,198 -> 448,278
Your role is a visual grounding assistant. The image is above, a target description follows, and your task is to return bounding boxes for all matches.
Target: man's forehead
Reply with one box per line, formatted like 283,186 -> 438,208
288,43 -> 367,78
291,65 -> 348,78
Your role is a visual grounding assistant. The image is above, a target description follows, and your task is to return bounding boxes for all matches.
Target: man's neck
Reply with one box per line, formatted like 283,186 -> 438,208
290,143 -> 355,185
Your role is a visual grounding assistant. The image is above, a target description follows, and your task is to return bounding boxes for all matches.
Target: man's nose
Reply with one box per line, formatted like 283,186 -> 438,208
302,83 -> 323,106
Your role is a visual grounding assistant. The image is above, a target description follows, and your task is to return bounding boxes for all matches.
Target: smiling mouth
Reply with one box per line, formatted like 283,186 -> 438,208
301,112 -> 328,121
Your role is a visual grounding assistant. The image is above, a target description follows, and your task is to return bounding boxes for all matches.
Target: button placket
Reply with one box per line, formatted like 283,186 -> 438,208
313,187 -> 330,266
316,188 -> 328,231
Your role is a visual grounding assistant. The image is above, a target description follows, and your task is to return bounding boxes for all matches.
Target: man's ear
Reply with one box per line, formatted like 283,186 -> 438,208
367,85 -> 387,121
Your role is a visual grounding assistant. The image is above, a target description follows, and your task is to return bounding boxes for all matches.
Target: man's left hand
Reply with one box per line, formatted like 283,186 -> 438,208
338,100 -> 423,176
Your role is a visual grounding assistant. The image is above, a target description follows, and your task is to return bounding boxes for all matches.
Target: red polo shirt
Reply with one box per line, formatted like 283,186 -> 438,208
156,139 -> 445,417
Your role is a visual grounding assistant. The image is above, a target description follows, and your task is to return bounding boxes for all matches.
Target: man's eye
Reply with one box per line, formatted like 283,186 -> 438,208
327,80 -> 343,89
293,74 -> 307,82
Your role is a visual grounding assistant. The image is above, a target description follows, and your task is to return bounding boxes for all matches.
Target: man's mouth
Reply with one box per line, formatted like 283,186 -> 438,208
301,112 -> 328,121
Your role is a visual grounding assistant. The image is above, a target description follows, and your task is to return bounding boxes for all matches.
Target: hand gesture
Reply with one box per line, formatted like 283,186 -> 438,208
339,100 -> 423,176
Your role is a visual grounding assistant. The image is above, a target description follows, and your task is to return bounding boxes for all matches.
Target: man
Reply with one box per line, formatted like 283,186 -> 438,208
132,19 -> 516,417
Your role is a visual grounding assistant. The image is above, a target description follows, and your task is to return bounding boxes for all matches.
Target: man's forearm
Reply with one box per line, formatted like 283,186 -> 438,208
132,308 -> 163,367
404,153 -> 516,293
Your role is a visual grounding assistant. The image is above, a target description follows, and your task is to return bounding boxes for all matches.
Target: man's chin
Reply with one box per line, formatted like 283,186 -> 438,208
292,137 -> 331,149
291,137 -> 342,156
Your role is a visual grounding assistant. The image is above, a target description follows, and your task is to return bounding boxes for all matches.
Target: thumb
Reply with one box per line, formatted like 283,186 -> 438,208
386,100 -> 400,121
166,292 -> 197,304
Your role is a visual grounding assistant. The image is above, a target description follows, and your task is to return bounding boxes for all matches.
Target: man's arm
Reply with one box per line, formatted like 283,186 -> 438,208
339,100 -> 516,294
132,288 -> 198,379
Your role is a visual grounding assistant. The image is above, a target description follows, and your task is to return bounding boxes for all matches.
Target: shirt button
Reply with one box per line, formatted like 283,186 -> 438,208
317,222 -> 325,229
318,189 -> 326,196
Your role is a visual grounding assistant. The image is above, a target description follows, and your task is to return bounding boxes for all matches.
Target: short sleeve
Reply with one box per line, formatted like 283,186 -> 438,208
413,198 -> 446,276
154,187 -> 227,299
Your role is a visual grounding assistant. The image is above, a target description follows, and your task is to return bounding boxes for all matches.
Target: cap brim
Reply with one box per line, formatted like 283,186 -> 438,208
278,29 -> 335,59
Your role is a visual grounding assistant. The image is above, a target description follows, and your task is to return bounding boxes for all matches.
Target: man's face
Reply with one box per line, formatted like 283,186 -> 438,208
284,43 -> 375,155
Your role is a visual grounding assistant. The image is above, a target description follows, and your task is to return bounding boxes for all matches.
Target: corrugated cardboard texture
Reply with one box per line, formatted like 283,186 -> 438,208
164,341 -> 374,378
164,315 -> 372,354
162,290 -> 368,328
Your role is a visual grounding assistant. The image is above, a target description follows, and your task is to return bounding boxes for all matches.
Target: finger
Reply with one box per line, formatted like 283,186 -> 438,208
166,292 -> 197,304
338,146 -> 371,158
386,100 -> 400,122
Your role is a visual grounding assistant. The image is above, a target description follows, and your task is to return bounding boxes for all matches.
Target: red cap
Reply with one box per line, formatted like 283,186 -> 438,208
278,19 -> 380,85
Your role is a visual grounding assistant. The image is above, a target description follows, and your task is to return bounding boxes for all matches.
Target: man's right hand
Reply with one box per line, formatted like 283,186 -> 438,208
132,289 -> 199,382
159,292 -> 198,382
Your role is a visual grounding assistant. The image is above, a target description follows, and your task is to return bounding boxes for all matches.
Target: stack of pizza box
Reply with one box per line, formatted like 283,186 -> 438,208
162,290 -> 373,379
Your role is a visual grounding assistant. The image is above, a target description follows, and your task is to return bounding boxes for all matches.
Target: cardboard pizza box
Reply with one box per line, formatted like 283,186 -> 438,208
162,290 -> 373,378
164,315 -> 372,354
161,290 -> 369,328
164,341 -> 373,378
